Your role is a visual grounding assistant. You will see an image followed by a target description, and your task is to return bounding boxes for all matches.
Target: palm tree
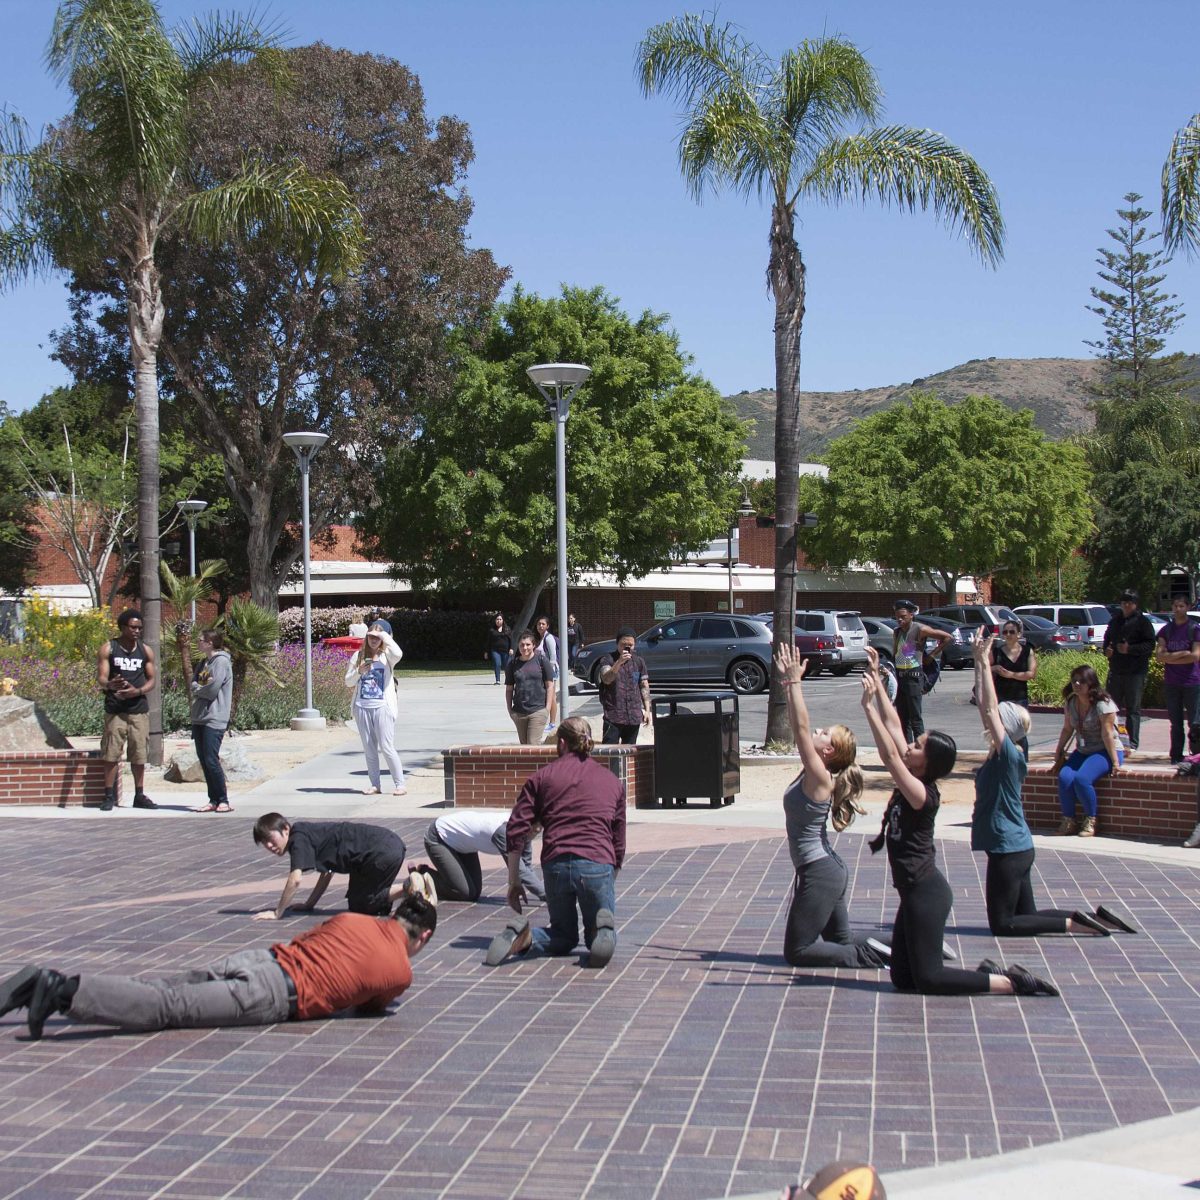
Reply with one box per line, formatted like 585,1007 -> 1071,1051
0,0 -> 362,763
220,597 -> 282,726
160,557 -> 226,684
637,14 -> 1005,742
1162,114 -> 1200,256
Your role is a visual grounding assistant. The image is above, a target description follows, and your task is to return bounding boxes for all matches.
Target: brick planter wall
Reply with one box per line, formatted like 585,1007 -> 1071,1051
443,744 -> 655,808
0,750 -> 114,807
1024,765 -> 1197,841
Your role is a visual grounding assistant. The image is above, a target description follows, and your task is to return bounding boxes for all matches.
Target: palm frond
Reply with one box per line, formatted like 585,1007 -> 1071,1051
1162,113 -> 1200,256
801,125 -> 1005,266
172,160 -> 365,278
637,13 -> 767,109
776,38 -> 882,159
677,87 -> 779,201
171,7 -> 287,74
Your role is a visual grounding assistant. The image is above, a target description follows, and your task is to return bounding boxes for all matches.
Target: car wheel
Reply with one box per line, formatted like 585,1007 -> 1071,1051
728,658 -> 768,694
831,665 -> 852,676
805,659 -> 823,677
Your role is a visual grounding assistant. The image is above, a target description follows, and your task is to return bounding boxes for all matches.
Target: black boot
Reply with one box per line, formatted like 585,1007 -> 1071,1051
100,789 -> 115,812
27,971 -> 77,1040
0,966 -> 40,1017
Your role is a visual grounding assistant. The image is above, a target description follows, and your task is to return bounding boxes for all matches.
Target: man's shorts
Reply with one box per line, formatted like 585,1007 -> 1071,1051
101,712 -> 150,764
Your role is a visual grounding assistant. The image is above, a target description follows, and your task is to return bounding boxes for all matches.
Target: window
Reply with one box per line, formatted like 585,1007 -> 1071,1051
659,619 -> 695,640
1020,607 -> 1053,621
836,614 -> 866,632
1059,608 -> 1087,626
733,620 -> 762,638
698,618 -> 736,639
1086,606 -> 1111,623
797,613 -> 826,632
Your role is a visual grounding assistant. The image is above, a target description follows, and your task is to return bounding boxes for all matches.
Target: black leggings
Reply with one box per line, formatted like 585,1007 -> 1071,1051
783,854 -> 883,968
890,870 -> 990,995
985,848 -> 1072,936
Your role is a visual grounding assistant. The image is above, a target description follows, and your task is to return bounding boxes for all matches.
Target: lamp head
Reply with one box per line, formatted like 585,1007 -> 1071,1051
525,363 -> 591,416
178,499 -> 208,517
282,431 -> 330,461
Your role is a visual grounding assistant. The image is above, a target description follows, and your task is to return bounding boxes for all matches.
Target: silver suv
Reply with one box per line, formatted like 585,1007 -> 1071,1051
794,610 -> 870,675
1013,603 -> 1110,647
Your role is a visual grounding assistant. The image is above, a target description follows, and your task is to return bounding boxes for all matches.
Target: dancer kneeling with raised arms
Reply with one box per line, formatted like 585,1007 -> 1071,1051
775,643 -> 886,969
859,648 -> 1059,997
971,633 -> 1136,938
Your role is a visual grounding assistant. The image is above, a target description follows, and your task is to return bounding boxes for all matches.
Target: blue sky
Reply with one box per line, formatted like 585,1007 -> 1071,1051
1,0 -> 1197,412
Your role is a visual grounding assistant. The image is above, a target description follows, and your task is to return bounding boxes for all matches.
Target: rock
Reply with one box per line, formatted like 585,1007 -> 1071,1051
0,696 -> 71,751
163,740 -> 265,784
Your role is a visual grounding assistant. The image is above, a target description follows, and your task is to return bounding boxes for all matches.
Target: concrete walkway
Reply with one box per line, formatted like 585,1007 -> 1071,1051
0,672 -> 1197,1199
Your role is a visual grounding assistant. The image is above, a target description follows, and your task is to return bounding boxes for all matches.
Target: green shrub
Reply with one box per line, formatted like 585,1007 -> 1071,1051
278,604 -> 496,661
1030,648 -> 1164,707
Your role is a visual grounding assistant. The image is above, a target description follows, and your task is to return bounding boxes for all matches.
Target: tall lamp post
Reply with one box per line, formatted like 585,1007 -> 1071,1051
526,363 -> 591,723
283,431 -> 330,731
177,499 -> 208,622
727,487 -> 755,614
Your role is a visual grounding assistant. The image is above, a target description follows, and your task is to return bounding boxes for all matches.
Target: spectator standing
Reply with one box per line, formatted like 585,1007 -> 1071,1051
597,626 -> 652,744
344,624 -> 405,795
1102,589 -> 1155,751
348,613 -> 368,639
484,613 -> 513,685
891,600 -> 951,744
96,608 -> 158,811
0,896 -> 436,1040
505,630 -> 556,744
566,614 -> 586,669
534,616 -> 560,730
485,717 -> 625,969
190,629 -> 234,813
1155,596 -> 1200,763
990,620 -> 1037,758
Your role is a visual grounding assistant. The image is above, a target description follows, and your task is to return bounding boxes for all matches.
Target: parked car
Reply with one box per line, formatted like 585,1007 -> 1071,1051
921,602 -> 1021,636
571,612 -> 772,694
1015,613 -> 1086,652
1012,603 -> 1110,647
908,613 -> 974,669
795,610 -> 870,674
754,611 -> 850,676
860,615 -> 897,661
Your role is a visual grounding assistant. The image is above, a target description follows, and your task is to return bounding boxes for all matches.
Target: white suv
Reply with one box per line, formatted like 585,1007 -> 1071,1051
1013,603 -> 1110,647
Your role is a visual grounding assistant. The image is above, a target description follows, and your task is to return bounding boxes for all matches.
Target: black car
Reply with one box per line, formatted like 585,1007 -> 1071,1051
909,613 -> 973,669
860,615 -> 898,661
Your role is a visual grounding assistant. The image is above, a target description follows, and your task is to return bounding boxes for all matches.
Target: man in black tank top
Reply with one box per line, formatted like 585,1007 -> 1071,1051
96,609 -> 158,811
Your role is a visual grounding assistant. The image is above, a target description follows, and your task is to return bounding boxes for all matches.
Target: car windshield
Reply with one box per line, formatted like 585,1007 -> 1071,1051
1020,614 -> 1056,630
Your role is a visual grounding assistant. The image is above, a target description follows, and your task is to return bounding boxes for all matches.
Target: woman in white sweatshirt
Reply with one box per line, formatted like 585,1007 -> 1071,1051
345,624 -> 405,795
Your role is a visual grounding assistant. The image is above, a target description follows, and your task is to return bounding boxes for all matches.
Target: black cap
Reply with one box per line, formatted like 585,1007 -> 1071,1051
1119,589 -> 1139,603
616,626 -> 637,641
893,599 -> 918,613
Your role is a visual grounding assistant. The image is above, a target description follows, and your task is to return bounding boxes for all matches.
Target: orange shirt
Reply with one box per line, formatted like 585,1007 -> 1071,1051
272,912 -> 412,1019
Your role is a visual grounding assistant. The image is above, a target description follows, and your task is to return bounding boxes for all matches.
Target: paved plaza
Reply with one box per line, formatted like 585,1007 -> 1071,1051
0,674 -> 1199,1197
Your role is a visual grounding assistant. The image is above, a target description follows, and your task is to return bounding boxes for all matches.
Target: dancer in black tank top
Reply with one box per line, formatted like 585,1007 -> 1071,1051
859,647 -> 1059,998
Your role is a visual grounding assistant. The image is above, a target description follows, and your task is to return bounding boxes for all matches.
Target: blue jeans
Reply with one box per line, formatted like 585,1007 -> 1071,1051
1058,748 -> 1121,818
191,724 -> 227,806
529,855 -> 616,956
489,650 -> 507,683
1164,683 -> 1200,761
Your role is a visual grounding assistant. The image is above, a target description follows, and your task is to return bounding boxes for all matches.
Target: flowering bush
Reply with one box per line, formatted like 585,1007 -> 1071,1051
0,641 -> 352,735
278,604 -> 495,660
18,597 -> 115,662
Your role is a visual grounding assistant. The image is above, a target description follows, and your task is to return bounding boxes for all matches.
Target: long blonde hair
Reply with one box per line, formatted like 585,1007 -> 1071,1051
827,724 -> 865,832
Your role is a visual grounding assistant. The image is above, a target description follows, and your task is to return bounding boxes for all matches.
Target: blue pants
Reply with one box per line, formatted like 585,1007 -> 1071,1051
529,855 -> 616,957
191,724 -> 227,806
1058,748 -> 1121,818
489,650 -> 507,683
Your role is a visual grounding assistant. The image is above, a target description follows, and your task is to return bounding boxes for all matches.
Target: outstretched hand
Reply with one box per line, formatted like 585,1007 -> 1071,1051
774,642 -> 807,683
864,645 -> 880,674
972,630 -> 994,662
860,672 -> 879,708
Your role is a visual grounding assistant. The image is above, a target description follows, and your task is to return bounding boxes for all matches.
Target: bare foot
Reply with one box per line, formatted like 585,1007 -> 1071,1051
361,786 -> 381,795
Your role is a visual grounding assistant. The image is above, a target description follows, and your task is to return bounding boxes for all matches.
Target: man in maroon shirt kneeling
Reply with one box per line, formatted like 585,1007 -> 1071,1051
0,894 -> 437,1040
485,716 -> 626,969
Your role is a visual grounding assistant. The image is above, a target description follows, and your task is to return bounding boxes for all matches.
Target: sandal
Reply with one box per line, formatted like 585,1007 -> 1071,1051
193,803 -> 220,813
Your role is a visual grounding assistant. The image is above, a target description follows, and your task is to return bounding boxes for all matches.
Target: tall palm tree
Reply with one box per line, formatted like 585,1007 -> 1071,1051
0,0 -> 362,762
637,14 -> 1005,743
1162,113 -> 1200,256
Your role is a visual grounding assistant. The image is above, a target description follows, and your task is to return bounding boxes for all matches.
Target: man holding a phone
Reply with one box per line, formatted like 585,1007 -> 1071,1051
96,608 -> 158,811
597,626 -> 652,744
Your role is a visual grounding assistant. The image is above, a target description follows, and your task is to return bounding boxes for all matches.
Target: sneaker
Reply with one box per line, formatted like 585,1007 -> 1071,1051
132,793 -> 158,810
865,937 -> 892,960
100,790 -> 115,812
545,723 -> 557,734
588,909 -> 617,968
27,970 -> 73,1040
1055,817 -> 1078,836
1184,822 -> 1200,849
1005,963 -> 1060,998
485,915 -> 531,966
1076,816 -> 1096,838
0,966 -> 40,1017
404,871 -> 437,907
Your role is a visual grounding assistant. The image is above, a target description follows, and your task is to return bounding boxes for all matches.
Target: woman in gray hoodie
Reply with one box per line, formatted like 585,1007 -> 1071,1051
191,629 -> 234,812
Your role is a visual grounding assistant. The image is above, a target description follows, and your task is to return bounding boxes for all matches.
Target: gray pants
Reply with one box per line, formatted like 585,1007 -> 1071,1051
423,819 -> 546,902
1106,669 -> 1147,749
69,949 -> 291,1032
511,708 -> 549,745
783,853 -> 884,968
353,705 -> 405,790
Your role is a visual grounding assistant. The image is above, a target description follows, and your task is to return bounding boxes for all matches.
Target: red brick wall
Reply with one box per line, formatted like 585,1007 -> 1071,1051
1024,766 -> 1197,841
443,744 -> 655,808
0,750 -> 114,807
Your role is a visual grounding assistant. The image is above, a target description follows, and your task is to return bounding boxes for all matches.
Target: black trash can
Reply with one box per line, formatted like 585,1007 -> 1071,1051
651,691 -> 740,807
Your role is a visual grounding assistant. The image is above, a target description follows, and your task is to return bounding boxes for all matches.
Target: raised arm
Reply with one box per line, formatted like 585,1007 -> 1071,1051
863,645 -> 910,755
774,643 -> 832,801
860,671 -> 927,808
973,632 -> 1006,751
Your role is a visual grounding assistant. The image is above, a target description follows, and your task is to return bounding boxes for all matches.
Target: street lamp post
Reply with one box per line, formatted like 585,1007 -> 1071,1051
282,431 -> 330,731
727,487 -> 756,615
177,500 -> 208,622
526,363 -> 591,723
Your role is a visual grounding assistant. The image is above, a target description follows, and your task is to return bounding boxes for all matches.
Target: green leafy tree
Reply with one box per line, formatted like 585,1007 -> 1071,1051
52,42 -> 505,610
1163,113 -> 1200,256
637,14 -> 1004,741
160,556 -> 225,684
800,392 -> 1093,601
1086,193 -> 1186,398
990,555 -> 1090,608
0,402 -> 37,593
361,285 -> 746,633
0,0 -> 362,761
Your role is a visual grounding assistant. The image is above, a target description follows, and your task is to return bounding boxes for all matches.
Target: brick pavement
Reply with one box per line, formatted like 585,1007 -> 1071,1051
0,816 -> 1198,1199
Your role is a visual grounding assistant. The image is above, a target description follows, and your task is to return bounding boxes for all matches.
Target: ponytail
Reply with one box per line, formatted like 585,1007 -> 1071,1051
830,763 -> 866,831
557,716 -> 594,756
